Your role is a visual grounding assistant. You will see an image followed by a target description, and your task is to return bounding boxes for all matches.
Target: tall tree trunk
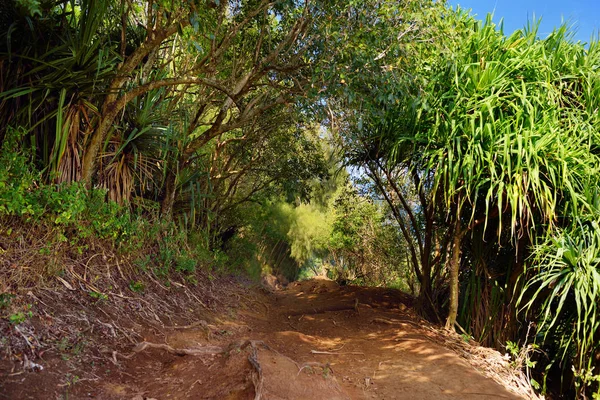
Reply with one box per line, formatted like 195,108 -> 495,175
80,22 -> 183,187
417,282 -> 438,322
160,167 -> 178,220
81,104 -> 121,186
417,223 -> 436,320
446,215 -> 464,330
501,229 -> 529,342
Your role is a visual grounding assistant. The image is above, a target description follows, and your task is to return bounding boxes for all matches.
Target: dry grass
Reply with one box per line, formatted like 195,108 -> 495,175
0,216 -> 127,289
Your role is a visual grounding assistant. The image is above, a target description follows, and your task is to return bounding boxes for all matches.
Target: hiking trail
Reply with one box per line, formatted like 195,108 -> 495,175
76,278 -> 526,400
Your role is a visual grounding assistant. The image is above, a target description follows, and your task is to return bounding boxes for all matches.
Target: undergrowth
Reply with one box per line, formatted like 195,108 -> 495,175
0,127 -> 230,289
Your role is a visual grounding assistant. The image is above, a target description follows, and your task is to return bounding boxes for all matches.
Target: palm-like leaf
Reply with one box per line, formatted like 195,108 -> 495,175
0,0 -> 119,182
522,218 -> 600,381
377,15 -> 600,388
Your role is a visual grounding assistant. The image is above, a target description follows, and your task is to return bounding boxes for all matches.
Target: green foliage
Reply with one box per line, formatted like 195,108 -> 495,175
0,293 -> 15,308
326,182 -> 408,286
0,127 -> 39,216
522,218 -> 600,392
0,126 -> 217,285
505,339 -> 542,390
176,255 -> 198,274
3,0 -> 599,396
221,201 -> 296,280
506,341 -> 521,361
88,291 -> 108,302
0,128 -> 139,247
0,0 -> 332,295
408,19 -> 600,394
225,234 -> 263,280
128,280 -> 145,293
324,2 -> 600,395
572,367 -> 600,398
8,312 -> 28,325
407,19 -> 600,238
7,304 -> 33,325
287,203 -> 331,266
311,0 -> 447,110
15,0 -> 41,17
1,173 -> 133,245
329,184 -> 380,251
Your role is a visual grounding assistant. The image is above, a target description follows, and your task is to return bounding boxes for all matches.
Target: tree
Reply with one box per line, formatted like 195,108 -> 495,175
375,14 -> 600,393
319,2 -> 600,392
314,0 -> 470,318
328,182 -> 408,286
1,0 -> 318,214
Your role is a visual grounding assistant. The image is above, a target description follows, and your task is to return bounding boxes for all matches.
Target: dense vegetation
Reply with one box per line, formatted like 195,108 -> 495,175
2,0 -> 600,397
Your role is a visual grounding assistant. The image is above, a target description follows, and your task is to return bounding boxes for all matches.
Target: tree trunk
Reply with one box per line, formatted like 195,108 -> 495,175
81,106 -> 118,186
80,22 -> 182,187
445,216 -> 464,330
501,229 -> 529,342
417,283 -> 439,322
160,167 -> 178,220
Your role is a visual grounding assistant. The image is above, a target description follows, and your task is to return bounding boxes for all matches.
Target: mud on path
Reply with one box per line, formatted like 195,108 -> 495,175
2,278 -> 528,399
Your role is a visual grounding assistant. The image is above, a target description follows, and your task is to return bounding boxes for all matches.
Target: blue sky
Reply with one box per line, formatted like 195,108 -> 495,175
448,0 -> 600,44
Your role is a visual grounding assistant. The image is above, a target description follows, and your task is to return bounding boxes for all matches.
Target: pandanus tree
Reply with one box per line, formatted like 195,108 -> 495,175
384,15 -> 600,392
0,0 -> 120,183
325,1 -> 600,391
1,0 -> 324,221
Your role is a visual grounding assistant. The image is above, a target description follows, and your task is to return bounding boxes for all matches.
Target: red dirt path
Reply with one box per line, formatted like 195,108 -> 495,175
1,278 -> 524,399
101,278 -> 520,399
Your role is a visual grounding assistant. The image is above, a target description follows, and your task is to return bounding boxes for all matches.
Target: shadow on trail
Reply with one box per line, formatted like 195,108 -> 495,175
96,278 -> 522,399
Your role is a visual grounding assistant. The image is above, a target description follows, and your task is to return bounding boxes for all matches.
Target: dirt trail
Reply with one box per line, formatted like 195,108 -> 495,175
87,278 -> 522,400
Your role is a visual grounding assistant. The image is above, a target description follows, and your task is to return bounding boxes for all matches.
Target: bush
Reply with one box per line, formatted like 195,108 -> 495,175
0,127 -> 148,250
0,126 -> 220,285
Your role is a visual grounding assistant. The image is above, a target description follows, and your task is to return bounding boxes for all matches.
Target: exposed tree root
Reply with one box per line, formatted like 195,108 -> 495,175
310,350 -> 364,355
297,361 -> 334,376
162,320 -> 213,330
239,294 -> 270,314
287,304 -> 357,316
371,317 -> 420,328
132,341 -> 224,356
235,340 -> 335,396
130,338 -> 339,399
243,341 -> 264,400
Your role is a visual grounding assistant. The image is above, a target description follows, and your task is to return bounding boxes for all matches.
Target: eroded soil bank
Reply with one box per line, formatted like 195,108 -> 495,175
1,277 -> 534,399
